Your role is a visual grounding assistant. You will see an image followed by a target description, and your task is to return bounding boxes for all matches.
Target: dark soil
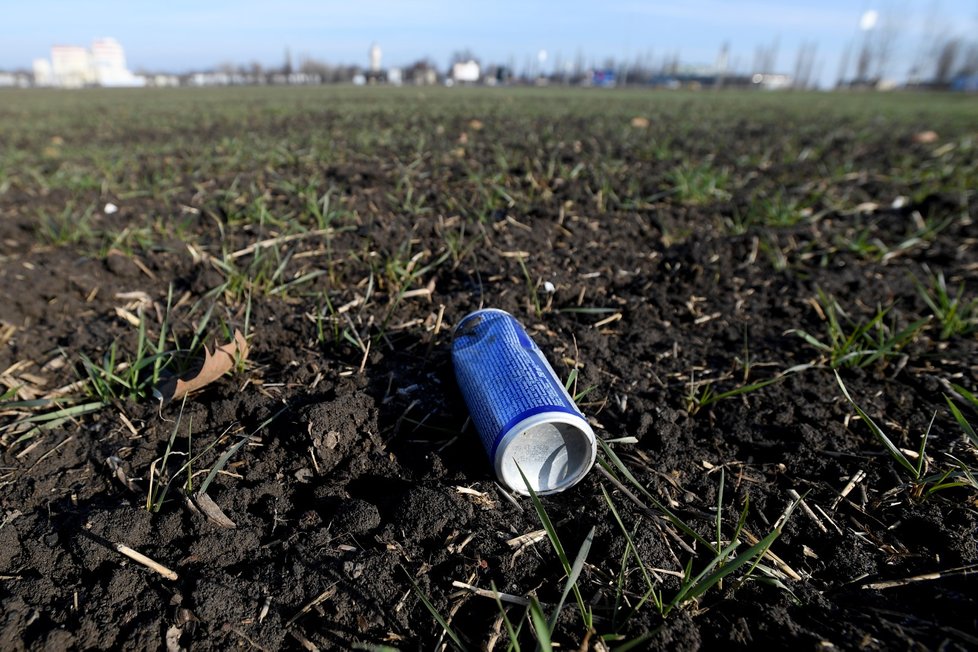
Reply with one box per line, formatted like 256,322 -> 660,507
1,88 -> 977,651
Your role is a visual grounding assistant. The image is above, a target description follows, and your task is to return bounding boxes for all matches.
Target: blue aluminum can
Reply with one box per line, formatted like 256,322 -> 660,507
452,309 -> 596,495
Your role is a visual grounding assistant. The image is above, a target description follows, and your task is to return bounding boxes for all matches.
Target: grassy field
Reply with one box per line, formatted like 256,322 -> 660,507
1,85 -> 977,650
3,86 -> 976,257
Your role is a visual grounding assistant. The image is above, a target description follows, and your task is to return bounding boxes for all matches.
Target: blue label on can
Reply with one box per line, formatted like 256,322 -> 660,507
452,310 -> 582,461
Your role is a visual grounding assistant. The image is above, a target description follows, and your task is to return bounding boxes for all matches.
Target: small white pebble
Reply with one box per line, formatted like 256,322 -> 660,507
104,202 -> 118,214
891,196 -> 908,210
543,281 -> 556,294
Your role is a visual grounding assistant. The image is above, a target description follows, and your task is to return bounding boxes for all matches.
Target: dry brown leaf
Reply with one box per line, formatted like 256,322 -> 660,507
156,330 -> 248,402
912,130 -> 938,144
192,491 -> 237,529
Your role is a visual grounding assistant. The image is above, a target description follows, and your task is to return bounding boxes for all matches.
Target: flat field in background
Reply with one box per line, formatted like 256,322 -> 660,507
1,86 -> 977,650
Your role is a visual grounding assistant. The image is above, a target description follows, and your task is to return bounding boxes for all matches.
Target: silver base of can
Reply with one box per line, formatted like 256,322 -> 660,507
494,411 -> 596,496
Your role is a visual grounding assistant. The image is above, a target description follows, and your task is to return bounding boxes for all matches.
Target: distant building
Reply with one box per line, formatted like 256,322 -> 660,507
32,58 -> 53,86
451,60 -> 480,84
648,70 -> 794,90
483,65 -> 513,86
404,60 -> 438,85
369,43 -> 382,73
51,45 -> 92,88
0,72 -> 31,88
365,43 -> 385,84
90,37 -> 144,87
146,74 -> 180,88
589,69 -> 616,87
34,38 -> 144,88
951,73 -> 978,92
750,73 -> 792,90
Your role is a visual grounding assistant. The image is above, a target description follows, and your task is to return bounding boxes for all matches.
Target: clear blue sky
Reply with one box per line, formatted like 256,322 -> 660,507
2,1 -> 977,86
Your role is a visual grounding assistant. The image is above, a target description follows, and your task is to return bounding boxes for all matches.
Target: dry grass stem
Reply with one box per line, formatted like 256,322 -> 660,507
788,489 -> 829,533
451,580 -> 531,606
831,469 -> 867,510
506,529 -> 548,549
230,228 -> 334,260
287,586 -> 337,627
741,529 -> 803,581
863,563 -> 978,590
114,542 -> 179,580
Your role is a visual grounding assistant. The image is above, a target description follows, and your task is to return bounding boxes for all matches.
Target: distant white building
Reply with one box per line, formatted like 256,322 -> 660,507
451,60 -> 480,84
750,73 -> 792,90
91,37 -> 144,87
51,45 -> 93,88
0,72 -> 31,88
32,58 -> 53,86
34,38 -> 144,88
147,74 -> 180,87
369,43 -> 382,73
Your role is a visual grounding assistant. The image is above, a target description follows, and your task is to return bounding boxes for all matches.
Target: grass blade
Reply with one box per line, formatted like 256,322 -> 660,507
515,464 -> 588,625
547,526 -> 594,634
528,598 -> 552,652
197,405 -> 289,495
601,485 -> 664,625
669,539 -> 742,608
715,468 -> 724,554
835,371 -> 918,478
699,377 -> 781,407
8,401 -> 104,446
554,307 -> 619,315
491,581 -> 524,652
785,328 -> 831,351
9,400 -> 103,424
597,439 -> 711,548
600,485 -> 656,593
946,396 -> 978,449
611,631 -> 660,652
951,383 -> 978,410
673,494 -> 800,609
401,566 -> 465,650
916,411 -> 936,477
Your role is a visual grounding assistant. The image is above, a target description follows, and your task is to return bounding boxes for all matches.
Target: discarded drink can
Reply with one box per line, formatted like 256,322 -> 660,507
452,309 -> 597,495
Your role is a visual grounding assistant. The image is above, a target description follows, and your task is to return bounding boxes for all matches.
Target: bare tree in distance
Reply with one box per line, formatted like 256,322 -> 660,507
855,34 -> 873,82
903,0 -> 978,86
573,49 -> 586,82
451,49 -> 480,65
836,41 -> 852,87
665,51 -> 680,75
793,41 -> 818,89
753,37 -> 779,73
403,58 -> 438,85
908,0 -> 944,82
839,3 -> 902,87
871,7 -> 900,81
282,48 -> 293,76
934,38 -> 961,84
958,42 -> 978,76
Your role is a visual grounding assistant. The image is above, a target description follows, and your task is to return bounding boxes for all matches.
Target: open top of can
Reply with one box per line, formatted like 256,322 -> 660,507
451,307 -> 513,341
495,411 -> 596,496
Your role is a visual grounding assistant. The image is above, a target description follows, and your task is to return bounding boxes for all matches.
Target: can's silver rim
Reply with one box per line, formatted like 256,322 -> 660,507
494,410 -> 597,496
451,308 -> 514,340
